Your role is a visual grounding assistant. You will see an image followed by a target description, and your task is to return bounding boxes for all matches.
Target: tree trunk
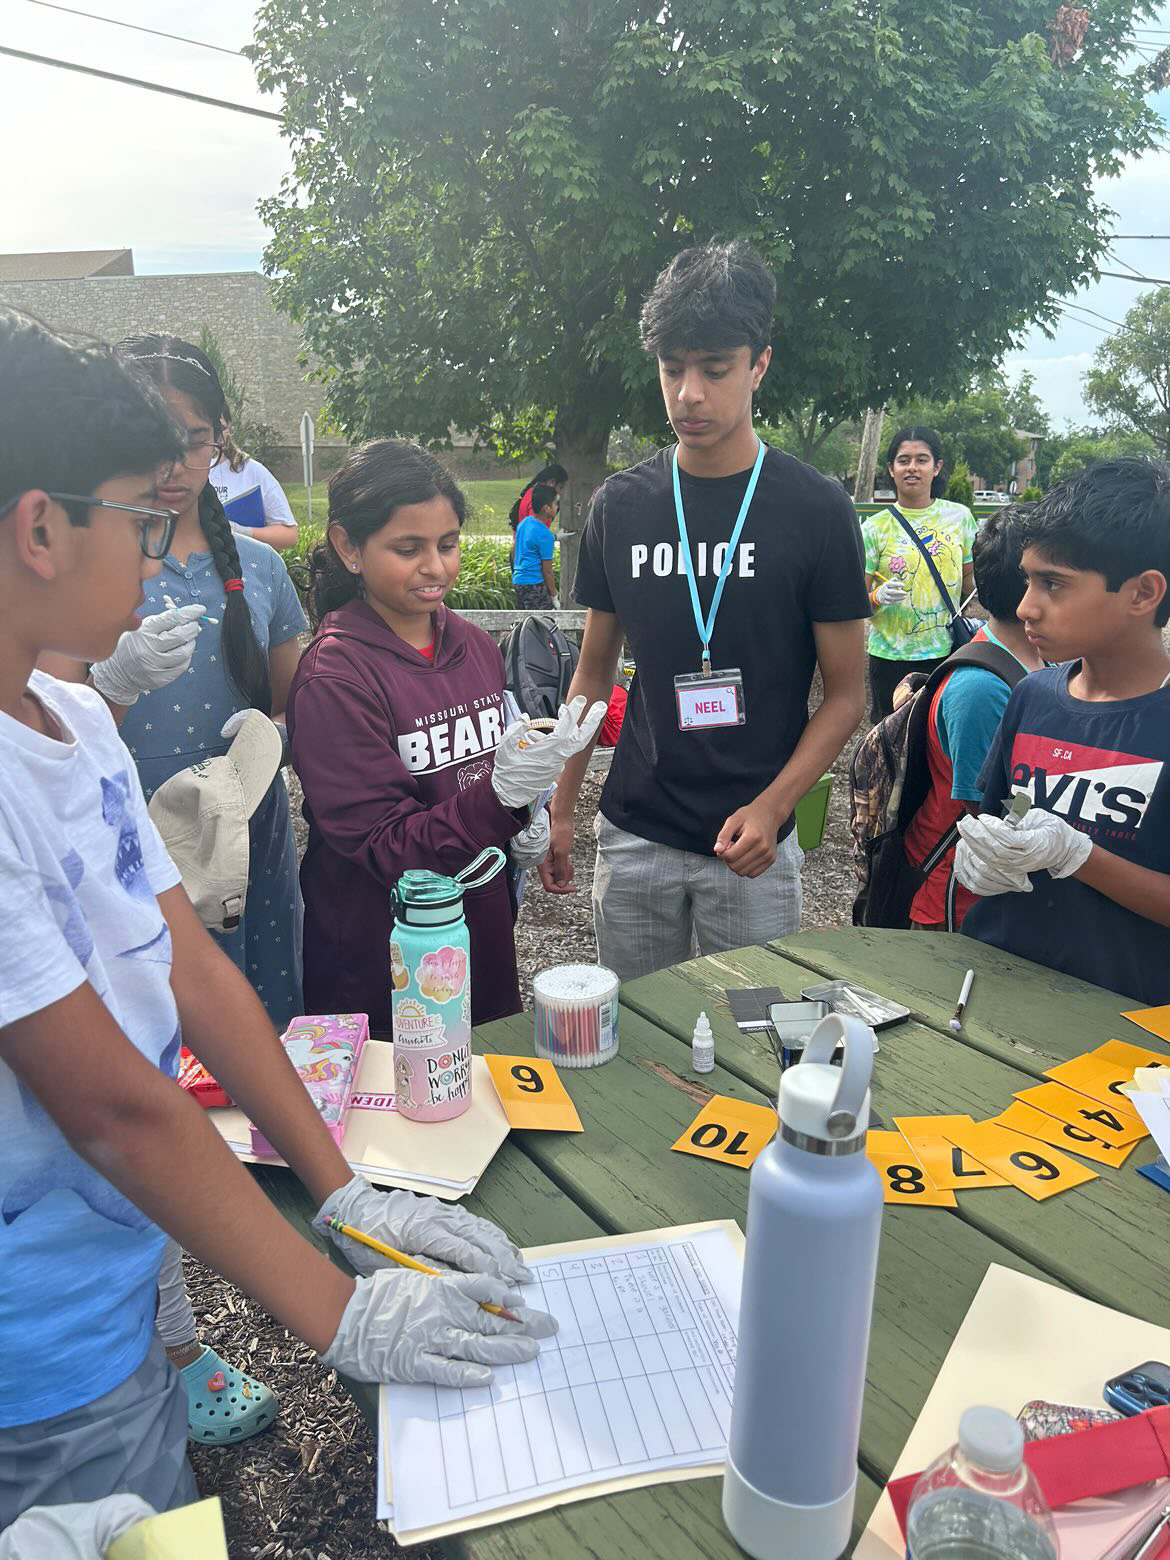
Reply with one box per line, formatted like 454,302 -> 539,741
854,404 -> 886,502
554,410 -> 611,607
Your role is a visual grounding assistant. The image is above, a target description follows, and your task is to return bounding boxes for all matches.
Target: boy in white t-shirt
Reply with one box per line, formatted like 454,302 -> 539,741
0,310 -> 553,1527
208,422 -> 298,551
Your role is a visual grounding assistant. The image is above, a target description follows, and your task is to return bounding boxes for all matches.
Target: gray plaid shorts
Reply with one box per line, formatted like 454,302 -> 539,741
0,1333 -> 196,1528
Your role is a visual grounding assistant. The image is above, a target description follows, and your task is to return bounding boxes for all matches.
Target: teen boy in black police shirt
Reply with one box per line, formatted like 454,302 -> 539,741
540,242 -> 870,979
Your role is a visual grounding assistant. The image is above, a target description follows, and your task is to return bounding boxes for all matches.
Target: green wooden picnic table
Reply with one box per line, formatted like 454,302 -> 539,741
258,930 -> 1170,1559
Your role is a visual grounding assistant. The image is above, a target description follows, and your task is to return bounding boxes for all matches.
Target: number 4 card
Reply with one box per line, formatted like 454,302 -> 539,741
484,1055 -> 584,1133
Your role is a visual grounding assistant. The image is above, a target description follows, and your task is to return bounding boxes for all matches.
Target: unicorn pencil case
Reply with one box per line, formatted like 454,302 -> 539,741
250,1013 -> 369,1156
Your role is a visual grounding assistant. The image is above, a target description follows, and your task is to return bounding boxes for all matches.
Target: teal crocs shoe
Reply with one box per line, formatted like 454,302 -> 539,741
179,1345 -> 278,1444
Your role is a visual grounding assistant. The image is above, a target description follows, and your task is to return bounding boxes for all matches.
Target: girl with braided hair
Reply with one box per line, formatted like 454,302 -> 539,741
104,335 -> 307,1441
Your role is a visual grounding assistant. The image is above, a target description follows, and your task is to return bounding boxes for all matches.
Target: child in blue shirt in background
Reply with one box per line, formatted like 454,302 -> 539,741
0,309 -> 552,1536
512,482 -> 559,609
956,458 -> 1170,1003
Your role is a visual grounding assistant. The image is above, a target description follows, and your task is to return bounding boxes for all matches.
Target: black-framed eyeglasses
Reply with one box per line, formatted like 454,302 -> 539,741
0,491 -> 179,560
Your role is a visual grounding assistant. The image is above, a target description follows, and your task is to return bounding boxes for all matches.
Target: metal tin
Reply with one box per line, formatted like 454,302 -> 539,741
799,979 -> 909,1031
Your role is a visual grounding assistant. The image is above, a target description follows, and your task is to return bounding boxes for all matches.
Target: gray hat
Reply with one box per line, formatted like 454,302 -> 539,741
147,712 -> 283,933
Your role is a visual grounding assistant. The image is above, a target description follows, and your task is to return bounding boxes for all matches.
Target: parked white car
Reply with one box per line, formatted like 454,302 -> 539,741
973,490 -> 1009,504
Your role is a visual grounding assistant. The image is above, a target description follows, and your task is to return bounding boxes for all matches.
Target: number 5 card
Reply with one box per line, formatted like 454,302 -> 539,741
484,1055 -> 584,1133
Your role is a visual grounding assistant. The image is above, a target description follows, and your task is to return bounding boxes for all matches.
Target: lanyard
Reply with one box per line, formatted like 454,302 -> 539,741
671,439 -> 766,674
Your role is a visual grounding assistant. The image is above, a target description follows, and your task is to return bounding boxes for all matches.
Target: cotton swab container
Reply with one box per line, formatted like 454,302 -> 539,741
533,964 -> 620,1068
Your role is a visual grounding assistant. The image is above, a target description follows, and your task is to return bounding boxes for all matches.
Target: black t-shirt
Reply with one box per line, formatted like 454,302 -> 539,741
574,443 -> 870,854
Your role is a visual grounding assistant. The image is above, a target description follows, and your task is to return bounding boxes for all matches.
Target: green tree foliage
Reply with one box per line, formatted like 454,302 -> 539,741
1004,370 -> 1052,439
945,461 -> 975,508
249,0 -> 1158,524
1045,426 -> 1158,485
196,327 -> 283,470
759,414 -> 859,478
900,373 -> 1026,485
1084,289 -> 1170,457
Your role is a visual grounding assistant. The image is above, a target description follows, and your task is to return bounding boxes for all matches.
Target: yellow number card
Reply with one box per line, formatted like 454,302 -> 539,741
671,1095 -> 777,1169
866,1130 -> 957,1206
893,1114 -> 1009,1191
484,1056 -> 584,1133
991,1100 -> 1140,1169
937,1118 -> 1098,1202
1013,1081 -> 1147,1147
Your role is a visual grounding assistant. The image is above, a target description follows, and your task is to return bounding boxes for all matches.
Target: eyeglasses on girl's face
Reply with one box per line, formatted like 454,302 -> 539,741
0,492 -> 180,560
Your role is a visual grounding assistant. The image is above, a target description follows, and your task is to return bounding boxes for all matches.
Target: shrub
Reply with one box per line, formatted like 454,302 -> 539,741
945,461 -> 974,508
1019,484 -> 1043,502
283,532 -> 557,613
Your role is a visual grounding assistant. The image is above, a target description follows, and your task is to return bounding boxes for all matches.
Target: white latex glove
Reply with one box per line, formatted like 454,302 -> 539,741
316,1173 -> 532,1283
872,579 -> 909,606
320,1267 -> 556,1388
510,805 -> 551,871
954,836 -> 1034,897
491,695 -> 607,810
0,1495 -> 156,1559
957,810 -> 1094,883
91,602 -> 205,707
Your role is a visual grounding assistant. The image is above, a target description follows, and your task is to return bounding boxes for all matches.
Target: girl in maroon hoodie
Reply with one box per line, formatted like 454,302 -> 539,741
286,441 -> 599,1030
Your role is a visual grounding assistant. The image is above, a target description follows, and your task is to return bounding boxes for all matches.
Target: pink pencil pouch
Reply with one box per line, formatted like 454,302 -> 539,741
250,1013 -> 369,1156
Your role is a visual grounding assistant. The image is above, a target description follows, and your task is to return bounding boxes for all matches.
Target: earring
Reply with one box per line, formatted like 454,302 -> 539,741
351,564 -> 359,572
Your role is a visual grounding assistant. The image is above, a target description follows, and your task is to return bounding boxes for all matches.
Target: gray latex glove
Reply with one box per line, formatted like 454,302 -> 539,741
491,695 -> 607,809
320,1267 -> 557,1388
0,1495 -> 156,1559
315,1173 -> 532,1283
91,602 -> 205,707
872,579 -> 908,606
510,805 -> 551,871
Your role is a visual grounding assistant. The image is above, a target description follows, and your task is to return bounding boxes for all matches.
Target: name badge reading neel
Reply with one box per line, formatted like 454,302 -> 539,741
675,670 -> 746,731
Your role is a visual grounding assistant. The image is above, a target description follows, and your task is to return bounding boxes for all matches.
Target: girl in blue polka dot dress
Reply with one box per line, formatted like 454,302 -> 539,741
115,336 -> 306,1030
112,337 -> 306,1441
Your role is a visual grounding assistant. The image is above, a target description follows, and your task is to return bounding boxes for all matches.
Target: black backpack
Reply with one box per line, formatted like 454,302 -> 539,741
849,641 -> 1027,929
503,614 -> 580,720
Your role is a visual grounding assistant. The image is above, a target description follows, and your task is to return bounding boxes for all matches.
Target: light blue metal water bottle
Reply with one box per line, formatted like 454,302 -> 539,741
389,847 -> 505,1124
723,1014 -> 884,1560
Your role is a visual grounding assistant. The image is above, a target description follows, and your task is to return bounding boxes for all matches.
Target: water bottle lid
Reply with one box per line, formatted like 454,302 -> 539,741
777,1014 -> 873,1152
958,1405 -> 1025,1474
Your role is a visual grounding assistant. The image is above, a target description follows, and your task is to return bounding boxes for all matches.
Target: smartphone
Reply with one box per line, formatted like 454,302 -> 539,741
1103,1360 -> 1170,1416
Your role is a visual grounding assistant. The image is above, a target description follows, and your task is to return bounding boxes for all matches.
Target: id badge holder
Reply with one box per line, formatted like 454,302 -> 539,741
674,668 -> 746,731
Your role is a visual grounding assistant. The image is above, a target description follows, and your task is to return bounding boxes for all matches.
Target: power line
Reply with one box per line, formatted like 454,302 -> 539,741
0,44 -> 281,119
1098,268 -> 1170,286
18,0 -> 244,57
1112,235 -> 1170,240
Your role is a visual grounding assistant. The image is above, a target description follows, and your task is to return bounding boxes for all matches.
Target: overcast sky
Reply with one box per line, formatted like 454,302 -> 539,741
3,0 -> 1168,429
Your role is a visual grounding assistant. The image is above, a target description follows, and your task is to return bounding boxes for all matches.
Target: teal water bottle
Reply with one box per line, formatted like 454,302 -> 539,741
389,847 -> 505,1124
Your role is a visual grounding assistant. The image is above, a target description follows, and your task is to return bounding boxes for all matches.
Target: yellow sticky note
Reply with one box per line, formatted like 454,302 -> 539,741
866,1130 -> 957,1206
1123,1004 -> 1170,1043
1013,1081 -> 1148,1147
893,1114 -> 1009,1190
991,1100 -> 1141,1168
937,1118 -> 1098,1201
671,1095 -> 777,1169
107,1498 -> 228,1560
484,1055 -> 583,1133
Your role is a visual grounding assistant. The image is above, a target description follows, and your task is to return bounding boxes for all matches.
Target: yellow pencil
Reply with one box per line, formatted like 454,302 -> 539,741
324,1218 -> 522,1322
870,570 -> 889,583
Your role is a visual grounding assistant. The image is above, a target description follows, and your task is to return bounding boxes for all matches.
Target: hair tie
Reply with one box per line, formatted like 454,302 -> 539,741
224,578 -> 244,593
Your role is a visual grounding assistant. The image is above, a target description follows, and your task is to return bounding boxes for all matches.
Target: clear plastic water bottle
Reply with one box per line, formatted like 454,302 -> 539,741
905,1405 -> 1058,1560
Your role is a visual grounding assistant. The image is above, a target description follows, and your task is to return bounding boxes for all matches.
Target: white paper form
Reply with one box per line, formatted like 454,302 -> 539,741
380,1226 -> 741,1535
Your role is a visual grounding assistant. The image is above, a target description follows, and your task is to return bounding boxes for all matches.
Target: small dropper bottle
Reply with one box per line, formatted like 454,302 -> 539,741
692,1011 -> 715,1073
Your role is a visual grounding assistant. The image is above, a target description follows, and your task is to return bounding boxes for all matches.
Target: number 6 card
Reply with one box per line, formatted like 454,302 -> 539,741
936,1117 -> 1098,1201
484,1054 -> 583,1132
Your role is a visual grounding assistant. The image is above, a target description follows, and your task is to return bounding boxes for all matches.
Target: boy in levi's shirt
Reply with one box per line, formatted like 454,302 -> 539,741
956,458 -> 1170,1004
286,439 -> 602,1032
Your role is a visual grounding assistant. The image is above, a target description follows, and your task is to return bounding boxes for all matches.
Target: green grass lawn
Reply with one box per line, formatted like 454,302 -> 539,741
283,479 -> 520,539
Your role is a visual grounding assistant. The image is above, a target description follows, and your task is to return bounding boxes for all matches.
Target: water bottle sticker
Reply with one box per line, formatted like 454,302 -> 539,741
391,998 -> 447,1049
425,1044 -> 471,1104
390,941 -> 410,992
417,945 -> 468,1004
484,1055 -> 584,1132
671,1095 -> 777,1168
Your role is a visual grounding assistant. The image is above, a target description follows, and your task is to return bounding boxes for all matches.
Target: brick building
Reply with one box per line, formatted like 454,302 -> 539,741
0,250 -> 331,461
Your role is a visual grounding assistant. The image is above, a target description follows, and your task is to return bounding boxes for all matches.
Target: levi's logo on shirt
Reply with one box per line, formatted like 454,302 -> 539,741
630,541 -> 756,579
1010,732 -> 1163,838
397,703 -> 503,775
